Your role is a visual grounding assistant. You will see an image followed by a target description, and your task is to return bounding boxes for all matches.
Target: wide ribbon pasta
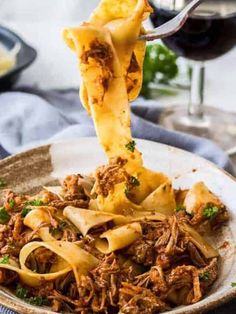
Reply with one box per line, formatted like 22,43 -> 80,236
0,241 -> 98,288
63,206 -> 129,236
95,222 -> 142,253
63,0 -> 174,215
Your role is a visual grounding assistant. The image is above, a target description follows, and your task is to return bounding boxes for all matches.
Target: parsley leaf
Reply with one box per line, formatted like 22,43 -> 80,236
129,176 -> 140,187
28,199 -> 44,206
0,255 -> 10,264
175,205 -> 185,212
199,271 -> 210,282
16,285 -> 28,299
28,296 -> 50,306
203,205 -> 219,219
124,187 -> 130,197
231,282 -> 236,287
50,221 -> 68,237
0,178 -> 7,188
125,140 -> 136,152
21,208 -> 32,218
0,207 -> 10,224
9,199 -> 15,209
125,176 -> 140,197
16,285 -> 49,306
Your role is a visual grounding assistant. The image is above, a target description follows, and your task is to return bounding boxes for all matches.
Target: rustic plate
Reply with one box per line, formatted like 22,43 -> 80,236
0,137 -> 235,314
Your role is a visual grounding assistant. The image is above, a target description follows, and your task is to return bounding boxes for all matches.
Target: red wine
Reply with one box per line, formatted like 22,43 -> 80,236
150,0 -> 236,61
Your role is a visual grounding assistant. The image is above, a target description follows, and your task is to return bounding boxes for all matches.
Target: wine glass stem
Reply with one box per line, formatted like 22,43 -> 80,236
188,61 -> 205,119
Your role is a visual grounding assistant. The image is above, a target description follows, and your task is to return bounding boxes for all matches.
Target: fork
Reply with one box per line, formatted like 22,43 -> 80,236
140,0 -> 204,41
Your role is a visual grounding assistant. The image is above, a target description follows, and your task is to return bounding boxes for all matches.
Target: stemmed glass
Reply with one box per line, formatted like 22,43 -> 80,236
149,0 -> 236,151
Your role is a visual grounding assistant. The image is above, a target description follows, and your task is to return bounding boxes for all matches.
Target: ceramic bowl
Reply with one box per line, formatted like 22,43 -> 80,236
0,26 -> 37,91
0,138 -> 235,314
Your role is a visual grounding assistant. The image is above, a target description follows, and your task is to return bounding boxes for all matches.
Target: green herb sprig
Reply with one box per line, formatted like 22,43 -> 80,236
0,255 -> 10,264
21,207 -> 32,218
0,207 -> 10,224
129,176 -> 140,187
125,176 -> 140,197
125,141 -> 136,153
175,205 -> 185,212
0,178 -> 7,188
203,205 -> 219,219
16,285 -> 28,299
199,271 -> 210,282
50,221 -> 68,237
9,199 -> 15,209
27,199 -> 44,206
16,285 -> 49,306
28,296 -> 50,306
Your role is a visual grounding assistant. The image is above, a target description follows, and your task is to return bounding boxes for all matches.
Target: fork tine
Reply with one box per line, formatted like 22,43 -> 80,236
140,0 -> 204,41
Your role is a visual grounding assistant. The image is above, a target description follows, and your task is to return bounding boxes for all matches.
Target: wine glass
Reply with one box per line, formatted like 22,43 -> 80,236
149,0 -> 236,151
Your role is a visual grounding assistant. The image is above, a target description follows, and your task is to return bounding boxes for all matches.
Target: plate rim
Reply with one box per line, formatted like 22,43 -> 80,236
0,137 -> 235,314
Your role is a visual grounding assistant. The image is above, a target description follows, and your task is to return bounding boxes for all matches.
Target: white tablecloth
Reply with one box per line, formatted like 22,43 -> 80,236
0,0 -> 236,111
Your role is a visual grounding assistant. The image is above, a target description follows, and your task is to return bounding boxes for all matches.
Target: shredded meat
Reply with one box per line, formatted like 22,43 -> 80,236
26,248 -> 58,274
167,265 -> 201,304
81,39 -> 113,68
81,39 -> 113,96
119,283 -> 169,313
63,174 -> 89,201
135,266 -> 168,296
94,157 -> 129,197
127,218 -> 189,267
49,199 -> 89,210
199,258 -> 218,292
0,175 -> 226,313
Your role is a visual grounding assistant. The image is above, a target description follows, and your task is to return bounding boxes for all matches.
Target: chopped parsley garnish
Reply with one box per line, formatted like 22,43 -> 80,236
0,207 -> 10,224
21,207 -> 32,218
199,271 -> 210,282
203,205 -> 219,219
16,285 -> 28,299
0,178 -> 7,188
129,176 -> 140,187
175,205 -> 185,212
125,140 -> 136,152
16,285 -> 49,306
125,176 -> 140,197
28,296 -> 50,306
28,199 -> 44,206
124,187 -> 129,197
9,199 -> 15,209
0,255 -> 10,264
231,282 -> 236,287
50,221 -> 68,237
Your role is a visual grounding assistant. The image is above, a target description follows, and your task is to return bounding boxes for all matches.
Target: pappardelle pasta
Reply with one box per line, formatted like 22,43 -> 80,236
0,0 -> 229,313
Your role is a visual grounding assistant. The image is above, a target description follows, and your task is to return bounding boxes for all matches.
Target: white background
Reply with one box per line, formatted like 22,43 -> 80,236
0,0 -> 236,111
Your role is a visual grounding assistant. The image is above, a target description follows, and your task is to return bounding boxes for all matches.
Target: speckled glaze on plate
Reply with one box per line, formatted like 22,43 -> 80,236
0,137 -> 235,314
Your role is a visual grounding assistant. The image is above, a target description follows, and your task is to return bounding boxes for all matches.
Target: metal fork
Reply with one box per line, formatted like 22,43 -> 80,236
140,0 -> 204,41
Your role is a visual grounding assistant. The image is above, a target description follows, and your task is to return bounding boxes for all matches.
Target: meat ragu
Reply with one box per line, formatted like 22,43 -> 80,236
0,173 -> 228,313
0,0 -> 229,313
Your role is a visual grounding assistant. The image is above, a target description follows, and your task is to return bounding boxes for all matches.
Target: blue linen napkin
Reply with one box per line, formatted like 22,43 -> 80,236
0,88 -> 234,174
0,88 -> 235,314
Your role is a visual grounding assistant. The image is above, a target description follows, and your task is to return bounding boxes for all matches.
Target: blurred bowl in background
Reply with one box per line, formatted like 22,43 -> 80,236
0,26 -> 37,91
